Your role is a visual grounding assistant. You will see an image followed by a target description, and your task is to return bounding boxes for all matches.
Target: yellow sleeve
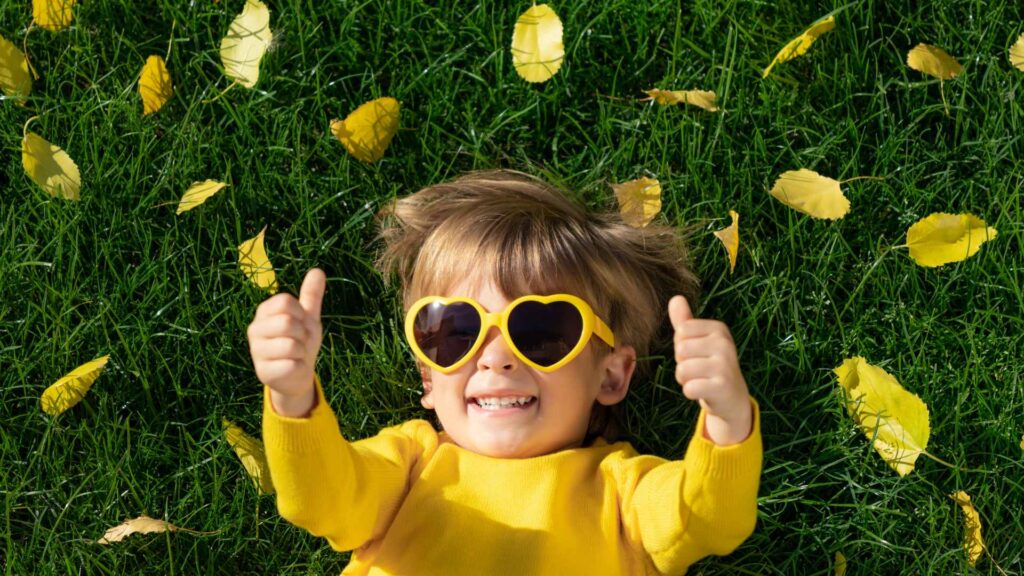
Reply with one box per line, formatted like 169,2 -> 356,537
261,374 -> 435,552
625,398 -> 762,575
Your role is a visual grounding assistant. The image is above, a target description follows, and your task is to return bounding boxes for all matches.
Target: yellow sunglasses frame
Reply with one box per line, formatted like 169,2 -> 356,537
404,293 -> 616,374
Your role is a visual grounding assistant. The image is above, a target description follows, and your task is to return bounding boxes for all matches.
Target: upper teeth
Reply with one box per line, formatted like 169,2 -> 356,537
475,396 -> 533,408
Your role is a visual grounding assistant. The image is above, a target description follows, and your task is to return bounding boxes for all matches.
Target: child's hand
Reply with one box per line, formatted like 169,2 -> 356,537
669,295 -> 753,446
248,268 -> 326,417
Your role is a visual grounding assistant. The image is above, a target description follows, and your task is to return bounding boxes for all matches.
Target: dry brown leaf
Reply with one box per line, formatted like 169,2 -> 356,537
96,515 -> 219,544
611,177 -> 661,228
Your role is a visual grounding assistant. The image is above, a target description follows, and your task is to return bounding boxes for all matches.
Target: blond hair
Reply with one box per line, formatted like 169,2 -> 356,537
374,169 -> 700,442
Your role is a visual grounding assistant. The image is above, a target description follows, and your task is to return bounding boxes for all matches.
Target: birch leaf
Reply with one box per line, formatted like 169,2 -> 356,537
1011,33 -> 1024,72
907,43 -> 962,80
713,210 -> 740,273
0,34 -> 32,103
833,356 -> 930,476
33,0 -> 76,31
330,97 -> 400,163
511,4 -> 564,83
769,169 -> 850,220
762,15 -> 835,78
95,515 -> 218,544
949,491 -> 984,567
220,0 -> 272,88
222,419 -> 275,495
139,55 -> 172,116
41,355 -> 109,416
612,177 -> 661,228
22,123 -> 82,201
238,225 -> 278,293
906,212 -> 997,267
835,552 -> 847,576
642,89 -> 719,112
176,180 -> 227,214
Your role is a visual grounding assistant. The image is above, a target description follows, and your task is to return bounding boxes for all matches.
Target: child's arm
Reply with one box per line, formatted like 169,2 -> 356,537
620,296 -> 762,574
249,268 -> 430,551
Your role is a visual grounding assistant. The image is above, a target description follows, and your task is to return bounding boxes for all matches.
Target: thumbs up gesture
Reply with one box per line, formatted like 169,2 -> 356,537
248,268 -> 326,417
669,295 -> 753,446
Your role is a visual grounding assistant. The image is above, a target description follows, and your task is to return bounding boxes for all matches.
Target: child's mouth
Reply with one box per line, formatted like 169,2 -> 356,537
468,396 -> 537,414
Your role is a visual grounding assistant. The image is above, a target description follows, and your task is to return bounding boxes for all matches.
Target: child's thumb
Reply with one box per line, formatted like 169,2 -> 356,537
299,268 -> 326,320
668,295 -> 693,331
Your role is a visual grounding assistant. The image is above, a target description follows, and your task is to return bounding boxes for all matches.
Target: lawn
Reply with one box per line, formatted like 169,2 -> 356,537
2,0 -> 1023,573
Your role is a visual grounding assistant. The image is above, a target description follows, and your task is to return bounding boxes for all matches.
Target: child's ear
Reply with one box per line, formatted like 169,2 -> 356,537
418,362 -> 435,410
596,345 -> 636,406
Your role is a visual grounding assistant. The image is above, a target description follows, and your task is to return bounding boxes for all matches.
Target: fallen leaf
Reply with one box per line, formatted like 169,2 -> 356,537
511,4 -> 564,83
1020,433 -> 1023,451
223,418 -> 275,495
41,355 -> 109,416
33,0 -> 76,31
642,89 -> 719,112
906,212 -> 997,267
176,180 -> 227,214
762,15 -> 835,78
220,0 -> 272,88
769,169 -> 850,220
833,356 -> 930,476
835,551 -> 847,576
0,34 -> 32,103
949,491 -> 984,567
96,515 -> 219,544
612,177 -> 661,228
22,119 -> 81,200
1010,33 -> 1024,72
330,97 -> 400,163
907,43 -> 962,80
139,55 -> 172,116
239,225 -> 278,293
713,210 -> 739,273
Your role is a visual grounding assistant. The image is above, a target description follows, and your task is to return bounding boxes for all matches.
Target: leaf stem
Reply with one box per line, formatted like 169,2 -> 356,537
23,21 -> 39,80
839,175 -> 887,184
921,450 -> 987,473
202,80 -> 239,104
940,80 -> 950,117
164,20 -> 176,62
23,115 -> 39,138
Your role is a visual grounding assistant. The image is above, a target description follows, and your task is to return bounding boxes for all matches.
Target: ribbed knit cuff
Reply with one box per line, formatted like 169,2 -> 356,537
685,397 -> 762,480
262,373 -> 343,454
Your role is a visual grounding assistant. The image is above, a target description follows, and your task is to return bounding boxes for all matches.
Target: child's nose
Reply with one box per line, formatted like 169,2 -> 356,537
476,327 -> 518,372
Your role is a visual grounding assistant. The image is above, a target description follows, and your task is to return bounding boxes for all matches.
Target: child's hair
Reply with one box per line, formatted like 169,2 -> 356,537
373,169 -> 700,443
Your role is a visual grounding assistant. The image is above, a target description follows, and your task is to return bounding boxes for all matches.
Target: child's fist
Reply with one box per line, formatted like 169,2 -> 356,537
248,268 -> 326,417
669,295 -> 752,445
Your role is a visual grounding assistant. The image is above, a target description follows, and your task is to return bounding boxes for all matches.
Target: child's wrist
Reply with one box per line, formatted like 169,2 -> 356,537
269,387 -> 318,418
702,399 -> 754,446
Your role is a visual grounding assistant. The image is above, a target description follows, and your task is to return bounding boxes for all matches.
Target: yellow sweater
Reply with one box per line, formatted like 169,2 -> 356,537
262,375 -> 762,575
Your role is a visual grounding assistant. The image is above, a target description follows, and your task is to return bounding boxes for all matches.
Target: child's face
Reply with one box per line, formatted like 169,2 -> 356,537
418,277 -> 636,459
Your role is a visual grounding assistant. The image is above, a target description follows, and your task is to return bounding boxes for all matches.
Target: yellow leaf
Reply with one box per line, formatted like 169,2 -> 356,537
139,55 -> 172,116
1009,33 -> 1024,72
835,551 -> 847,576
762,15 -> 835,78
907,43 -> 963,80
906,212 -> 997,267
330,97 -> 400,163
222,419 -> 275,495
612,177 -> 661,228
239,225 -> 278,293
176,180 -> 227,214
713,210 -> 740,273
95,515 -> 218,544
40,355 -> 109,416
642,89 -> 719,112
33,0 -> 76,31
22,123 -> 82,201
949,491 -> 984,567
0,34 -> 32,103
511,4 -> 564,83
833,356 -> 930,476
220,0 -> 272,88
769,169 -> 850,220
1020,433 -> 1023,451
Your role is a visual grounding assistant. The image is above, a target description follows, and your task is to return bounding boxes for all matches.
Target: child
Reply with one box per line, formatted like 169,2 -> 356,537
248,170 -> 762,575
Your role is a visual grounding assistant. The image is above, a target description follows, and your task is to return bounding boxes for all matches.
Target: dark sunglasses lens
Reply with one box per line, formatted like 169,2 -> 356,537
507,301 -> 584,367
413,302 -> 481,368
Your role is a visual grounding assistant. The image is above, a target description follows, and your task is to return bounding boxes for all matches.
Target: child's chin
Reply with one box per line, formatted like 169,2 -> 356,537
471,432 -> 541,459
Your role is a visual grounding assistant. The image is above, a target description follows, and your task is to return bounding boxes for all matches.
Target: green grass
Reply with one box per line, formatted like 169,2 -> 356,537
2,0 -> 1023,573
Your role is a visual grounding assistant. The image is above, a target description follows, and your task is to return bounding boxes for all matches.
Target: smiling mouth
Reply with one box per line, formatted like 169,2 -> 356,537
469,396 -> 538,410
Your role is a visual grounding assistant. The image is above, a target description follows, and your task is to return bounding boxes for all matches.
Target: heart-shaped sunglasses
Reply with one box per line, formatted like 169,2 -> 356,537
404,294 -> 616,373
